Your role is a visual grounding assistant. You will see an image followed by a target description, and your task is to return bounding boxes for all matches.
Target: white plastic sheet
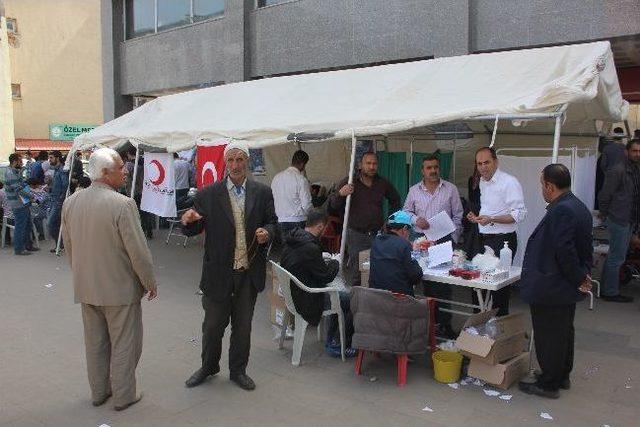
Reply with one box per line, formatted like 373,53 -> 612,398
72,42 -> 627,154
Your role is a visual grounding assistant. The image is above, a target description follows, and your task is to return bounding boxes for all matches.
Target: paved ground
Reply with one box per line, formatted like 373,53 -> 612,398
1,236 -> 639,427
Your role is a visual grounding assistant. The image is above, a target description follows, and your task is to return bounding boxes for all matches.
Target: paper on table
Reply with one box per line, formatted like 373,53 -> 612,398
427,241 -> 453,268
424,211 -> 456,242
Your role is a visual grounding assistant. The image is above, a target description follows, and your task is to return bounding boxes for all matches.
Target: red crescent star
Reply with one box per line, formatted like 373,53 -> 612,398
150,160 -> 165,185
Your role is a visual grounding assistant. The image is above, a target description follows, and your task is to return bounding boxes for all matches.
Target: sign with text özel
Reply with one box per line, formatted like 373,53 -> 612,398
140,153 -> 176,217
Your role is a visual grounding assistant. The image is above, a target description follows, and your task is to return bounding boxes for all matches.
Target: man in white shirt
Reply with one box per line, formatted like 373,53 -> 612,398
467,147 -> 526,315
271,150 -> 312,237
174,153 -> 192,209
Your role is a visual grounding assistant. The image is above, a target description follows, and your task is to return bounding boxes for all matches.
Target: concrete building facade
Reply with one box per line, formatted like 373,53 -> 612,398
0,0 -> 113,158
111,0 -> 640,104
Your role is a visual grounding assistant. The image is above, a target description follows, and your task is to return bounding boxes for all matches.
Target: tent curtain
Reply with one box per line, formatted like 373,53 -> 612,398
377,151 -> 409,217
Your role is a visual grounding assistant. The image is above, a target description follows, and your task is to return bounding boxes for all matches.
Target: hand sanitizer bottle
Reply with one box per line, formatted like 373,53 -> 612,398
499,241 -> 512,270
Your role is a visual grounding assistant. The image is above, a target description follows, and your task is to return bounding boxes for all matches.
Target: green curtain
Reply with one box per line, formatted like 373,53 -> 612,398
410,151 -> 453,185
376,151 -> 409,217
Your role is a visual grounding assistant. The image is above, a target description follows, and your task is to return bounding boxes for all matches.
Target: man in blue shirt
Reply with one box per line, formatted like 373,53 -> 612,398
5,153 -> 37,255
369,211 -> 423,296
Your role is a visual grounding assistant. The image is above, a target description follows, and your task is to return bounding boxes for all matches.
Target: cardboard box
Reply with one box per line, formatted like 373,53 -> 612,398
269,292 -> 291,327
271,270 -> 285,298
468,352 -> 530,390
455,309 -> 527,365
359,249 -> 370,271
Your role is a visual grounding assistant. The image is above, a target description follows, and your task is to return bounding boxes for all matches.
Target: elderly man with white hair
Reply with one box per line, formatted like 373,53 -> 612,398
182,141 -> 278,391
61,148 -> 158,411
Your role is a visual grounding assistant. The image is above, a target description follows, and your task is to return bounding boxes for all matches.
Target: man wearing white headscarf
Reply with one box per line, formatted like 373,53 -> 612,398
182,141 -> 278,391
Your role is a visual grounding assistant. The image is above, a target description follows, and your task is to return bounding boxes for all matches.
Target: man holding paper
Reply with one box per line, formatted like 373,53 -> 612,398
404,154 -> 463,338
369,211 -> 423,296
404,154 -> 463,242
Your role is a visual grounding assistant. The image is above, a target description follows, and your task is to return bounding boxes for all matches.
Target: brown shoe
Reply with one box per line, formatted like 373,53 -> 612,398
114,393 -> 143,411
92,392 -> 112,407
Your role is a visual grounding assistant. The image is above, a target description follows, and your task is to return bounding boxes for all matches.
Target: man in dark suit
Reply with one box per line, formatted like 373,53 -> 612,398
518,164 -> 593,399
181,141 -> 277,391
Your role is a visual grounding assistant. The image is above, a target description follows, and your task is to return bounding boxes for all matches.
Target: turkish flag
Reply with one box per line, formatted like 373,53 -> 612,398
196,141 -> 227,189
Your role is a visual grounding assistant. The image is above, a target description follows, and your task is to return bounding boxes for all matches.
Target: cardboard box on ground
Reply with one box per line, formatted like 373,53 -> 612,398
359,249 -> 370,287
456,309 -> 530,389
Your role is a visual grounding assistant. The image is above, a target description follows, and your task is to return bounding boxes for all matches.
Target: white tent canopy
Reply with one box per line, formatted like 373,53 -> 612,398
73,41 -> 627,153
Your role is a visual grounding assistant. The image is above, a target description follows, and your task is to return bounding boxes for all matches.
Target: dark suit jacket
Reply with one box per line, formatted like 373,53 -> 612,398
183,178 -> 278,300
519,192 -> 593,305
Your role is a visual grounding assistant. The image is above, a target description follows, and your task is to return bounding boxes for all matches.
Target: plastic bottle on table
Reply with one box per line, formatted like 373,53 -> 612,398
499,241 -> 512,271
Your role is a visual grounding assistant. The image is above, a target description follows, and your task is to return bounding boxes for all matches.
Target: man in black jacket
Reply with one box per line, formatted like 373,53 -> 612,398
280,209 -> 354,355
181,142 -> 278,391
519,164 -> 593,399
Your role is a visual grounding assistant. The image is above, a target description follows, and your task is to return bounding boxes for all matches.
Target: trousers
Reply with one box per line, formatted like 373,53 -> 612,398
530,303 -> 575,391
81,303 -> 143,407
201,271 -> 258,375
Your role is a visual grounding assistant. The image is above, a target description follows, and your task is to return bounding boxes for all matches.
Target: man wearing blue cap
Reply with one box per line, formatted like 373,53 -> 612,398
369,211 -> 423,296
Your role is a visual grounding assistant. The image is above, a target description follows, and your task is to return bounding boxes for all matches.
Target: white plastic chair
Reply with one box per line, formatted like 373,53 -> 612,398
270,260 -> 346,365
2,215 -> 39,249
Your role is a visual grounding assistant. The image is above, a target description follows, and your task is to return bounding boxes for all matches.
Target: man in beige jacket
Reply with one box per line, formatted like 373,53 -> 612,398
62,147 -> 157,411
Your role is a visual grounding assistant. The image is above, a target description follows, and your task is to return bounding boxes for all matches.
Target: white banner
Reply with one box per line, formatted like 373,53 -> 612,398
140,153 -> 176,218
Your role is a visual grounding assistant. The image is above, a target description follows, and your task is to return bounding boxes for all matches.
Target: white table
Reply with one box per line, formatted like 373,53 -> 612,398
421,266 -> 522,313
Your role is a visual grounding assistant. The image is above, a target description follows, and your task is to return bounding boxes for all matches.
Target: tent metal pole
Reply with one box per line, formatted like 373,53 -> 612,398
55,152 -> 75,256
467,112 -> 558,121
130,145 -> 140,198
552,114 -> 562,162
339,130 -> 357,269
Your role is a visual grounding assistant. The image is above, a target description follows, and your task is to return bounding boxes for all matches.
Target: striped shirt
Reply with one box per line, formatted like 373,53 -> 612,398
403,179 -> 463,242
4,167 -> 29,210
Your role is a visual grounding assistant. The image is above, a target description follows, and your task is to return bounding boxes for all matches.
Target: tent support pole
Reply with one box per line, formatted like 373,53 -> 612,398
55,152 -> 75,256
552,115 -> 562,162
452,139 -> 457,184
339,130 -> 357,269
130,145 -> 140,198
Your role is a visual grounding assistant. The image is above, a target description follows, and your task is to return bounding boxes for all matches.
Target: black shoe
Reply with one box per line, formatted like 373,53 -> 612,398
230,373 -> 256,391
601,294 -> 634,303
15,251 -> 32,256
26,247 -> 40,252
518,381 -> 560,399
185,367 -> 218,388
114,393 -> 143,411
560,378 -> 571,390
92,392 -> 112,407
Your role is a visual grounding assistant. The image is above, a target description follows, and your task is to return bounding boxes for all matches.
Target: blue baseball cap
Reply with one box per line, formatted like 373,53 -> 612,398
387,210 -> 413,227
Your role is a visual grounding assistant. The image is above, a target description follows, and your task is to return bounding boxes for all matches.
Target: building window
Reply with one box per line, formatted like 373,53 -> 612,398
125,0 -> 224,39
126,0 -> 155,38
11,84 -> 21,99
6,17 -> 18,34
257,0 -> 290,7
157,0 -> 191,32
193,0 -> 224,22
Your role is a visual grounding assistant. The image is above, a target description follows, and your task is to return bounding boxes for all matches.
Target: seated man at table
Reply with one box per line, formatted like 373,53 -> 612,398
280,208 -> 355,357
369,211 -> 423,296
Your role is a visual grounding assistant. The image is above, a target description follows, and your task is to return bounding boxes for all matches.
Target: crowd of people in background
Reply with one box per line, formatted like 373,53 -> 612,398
0,150 -> 84,255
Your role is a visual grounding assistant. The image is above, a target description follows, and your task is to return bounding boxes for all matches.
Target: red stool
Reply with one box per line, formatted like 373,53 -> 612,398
355,350 -> 409,386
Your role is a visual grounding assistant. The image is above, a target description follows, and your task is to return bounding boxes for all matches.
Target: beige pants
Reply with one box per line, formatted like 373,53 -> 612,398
81,303 -> 142,407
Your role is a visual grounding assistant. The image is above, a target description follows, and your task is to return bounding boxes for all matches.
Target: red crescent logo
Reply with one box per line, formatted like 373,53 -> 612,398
150,160 -> 165,185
